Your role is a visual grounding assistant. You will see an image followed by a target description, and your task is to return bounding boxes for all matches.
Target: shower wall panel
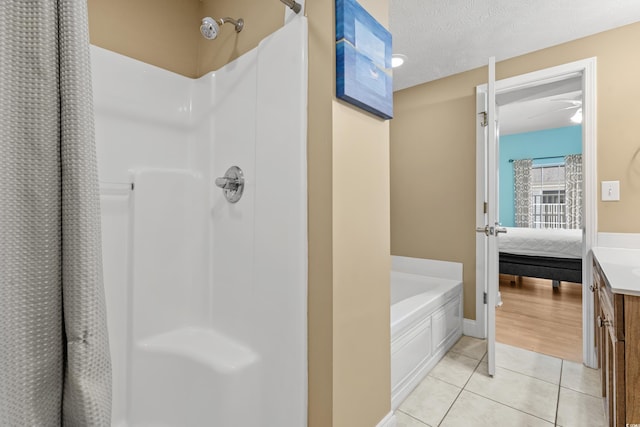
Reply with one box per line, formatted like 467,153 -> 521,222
93,46 -> 199,426
252,19 -> 308,426
209,18 -> 308,425
92,46 -> 192,184
93,16 -> 307,427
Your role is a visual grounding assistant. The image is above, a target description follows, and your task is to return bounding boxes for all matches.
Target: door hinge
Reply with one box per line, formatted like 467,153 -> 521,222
478,111 -> 488,127
483,292 -> 487,304
483,202 -> 488,214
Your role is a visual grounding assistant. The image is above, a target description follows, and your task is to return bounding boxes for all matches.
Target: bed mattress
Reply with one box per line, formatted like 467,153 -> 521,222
499,227 -> 583,259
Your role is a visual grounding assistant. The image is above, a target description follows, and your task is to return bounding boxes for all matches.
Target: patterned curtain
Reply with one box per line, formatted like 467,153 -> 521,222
513,159 -> 532,227
0,1 -> 112,425
565,154 -> 583,229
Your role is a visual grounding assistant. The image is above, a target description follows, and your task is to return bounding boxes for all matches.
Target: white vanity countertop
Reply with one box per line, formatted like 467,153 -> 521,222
592,247 -> 640,296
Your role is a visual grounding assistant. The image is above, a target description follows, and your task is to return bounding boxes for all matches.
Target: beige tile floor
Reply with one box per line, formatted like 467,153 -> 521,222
396,337 -> 606,427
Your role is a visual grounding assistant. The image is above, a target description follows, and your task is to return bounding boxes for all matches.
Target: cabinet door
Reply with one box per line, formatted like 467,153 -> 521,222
598,304 -> 606,398
604,316 -> 613,427
625,295 -> 640,424
612,338 -> 625,427
594,267 -> 606,397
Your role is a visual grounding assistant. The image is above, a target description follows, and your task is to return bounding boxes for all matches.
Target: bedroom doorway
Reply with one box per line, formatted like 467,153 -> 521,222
496,77 -> 584,363
475,58 -> 598,368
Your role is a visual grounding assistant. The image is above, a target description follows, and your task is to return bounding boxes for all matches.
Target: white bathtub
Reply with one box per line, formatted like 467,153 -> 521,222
390,259 -> 463,409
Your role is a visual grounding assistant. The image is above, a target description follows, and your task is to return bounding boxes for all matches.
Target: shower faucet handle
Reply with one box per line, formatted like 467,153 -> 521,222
215,166 -> 245,203
215,176 -> 243,189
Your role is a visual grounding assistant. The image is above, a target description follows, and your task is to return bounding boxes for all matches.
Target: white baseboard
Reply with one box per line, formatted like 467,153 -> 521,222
376,411 -> 396,427
463,318 -> 484,338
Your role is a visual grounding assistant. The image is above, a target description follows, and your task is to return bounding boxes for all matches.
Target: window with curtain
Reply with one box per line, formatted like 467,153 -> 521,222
531,164 -> 566,229
512,154 -> 583,229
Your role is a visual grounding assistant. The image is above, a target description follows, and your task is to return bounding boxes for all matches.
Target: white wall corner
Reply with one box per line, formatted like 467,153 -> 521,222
376,411 -> 397,427
463,318 -> 484,339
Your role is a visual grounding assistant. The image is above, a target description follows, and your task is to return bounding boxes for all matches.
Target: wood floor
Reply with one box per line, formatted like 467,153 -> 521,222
496,274 -> 583,362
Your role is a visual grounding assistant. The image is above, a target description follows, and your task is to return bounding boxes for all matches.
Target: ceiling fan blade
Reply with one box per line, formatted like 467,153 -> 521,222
550,99 -> 582,106
527,104 -> 580,119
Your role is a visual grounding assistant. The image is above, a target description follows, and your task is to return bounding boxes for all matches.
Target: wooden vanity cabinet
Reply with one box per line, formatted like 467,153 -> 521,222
593,259 -> 640,426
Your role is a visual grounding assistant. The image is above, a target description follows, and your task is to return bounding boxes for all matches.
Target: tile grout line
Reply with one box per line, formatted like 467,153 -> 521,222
425,352 -> 484,389
496,364 -> 562,386
497,345 -> 601,397
396,409 -> 431,427
467,349 -> 556,424
462,389 -> 556,425
431,341 -> 594,426
559,384 -> 601,398
555,360 -> 563,426
436,350 -> 486,427
495,343 -> 564,386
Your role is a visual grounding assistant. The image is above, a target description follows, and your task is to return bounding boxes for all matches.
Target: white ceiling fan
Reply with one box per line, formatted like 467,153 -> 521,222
499,86 -> 584,135
527,94 -> 582,120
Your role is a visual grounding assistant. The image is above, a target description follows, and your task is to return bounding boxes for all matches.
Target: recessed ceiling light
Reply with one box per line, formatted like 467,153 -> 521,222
392,54 -> 407,68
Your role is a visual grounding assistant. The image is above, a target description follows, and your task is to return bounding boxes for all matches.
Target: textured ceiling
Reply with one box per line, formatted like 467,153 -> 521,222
390,0 -> 640,91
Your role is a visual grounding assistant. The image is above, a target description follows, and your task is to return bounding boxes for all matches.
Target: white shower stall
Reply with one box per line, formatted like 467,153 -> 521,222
95,18 -> 308,427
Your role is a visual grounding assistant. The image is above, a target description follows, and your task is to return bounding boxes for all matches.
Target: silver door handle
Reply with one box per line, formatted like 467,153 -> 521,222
495,224 -> 507,234
476,226 -> 489,236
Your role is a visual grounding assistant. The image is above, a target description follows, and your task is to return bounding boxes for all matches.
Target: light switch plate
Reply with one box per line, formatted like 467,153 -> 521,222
601,180 -> 620,201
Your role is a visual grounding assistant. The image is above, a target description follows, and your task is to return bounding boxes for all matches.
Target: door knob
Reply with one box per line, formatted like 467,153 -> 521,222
476,226 -> 489,236
495,223 -> 507,234
598,316 -> 610,328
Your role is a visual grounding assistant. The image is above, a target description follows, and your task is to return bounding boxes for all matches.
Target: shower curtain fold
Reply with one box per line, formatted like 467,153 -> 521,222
0,1 -> 112,425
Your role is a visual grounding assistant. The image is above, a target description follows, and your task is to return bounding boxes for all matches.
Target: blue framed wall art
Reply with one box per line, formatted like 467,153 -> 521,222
336,0 -> 393,120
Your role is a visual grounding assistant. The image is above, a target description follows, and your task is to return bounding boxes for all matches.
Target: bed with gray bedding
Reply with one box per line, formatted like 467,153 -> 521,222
499,227 -> 583,285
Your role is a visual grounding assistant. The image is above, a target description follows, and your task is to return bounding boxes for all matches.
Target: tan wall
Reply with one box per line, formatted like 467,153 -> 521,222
332,102 -> 391,427
391,69 -> 483,320
88,0 -> 285,78
392,22 -> 640,321
306,0 -> 335,423
307,0 -> 391,426
87,0 -> 200,78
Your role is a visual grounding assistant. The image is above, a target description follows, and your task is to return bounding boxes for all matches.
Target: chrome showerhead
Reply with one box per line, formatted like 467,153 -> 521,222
200,17 -> 220,40
200,16 -> 243,40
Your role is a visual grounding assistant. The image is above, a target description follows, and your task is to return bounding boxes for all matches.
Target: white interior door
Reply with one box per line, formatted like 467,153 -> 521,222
476,57 -> 502,377
476,58 -> 597,370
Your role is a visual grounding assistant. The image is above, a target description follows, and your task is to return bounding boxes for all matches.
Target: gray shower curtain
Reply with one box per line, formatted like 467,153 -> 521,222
0,1 -> 111,425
